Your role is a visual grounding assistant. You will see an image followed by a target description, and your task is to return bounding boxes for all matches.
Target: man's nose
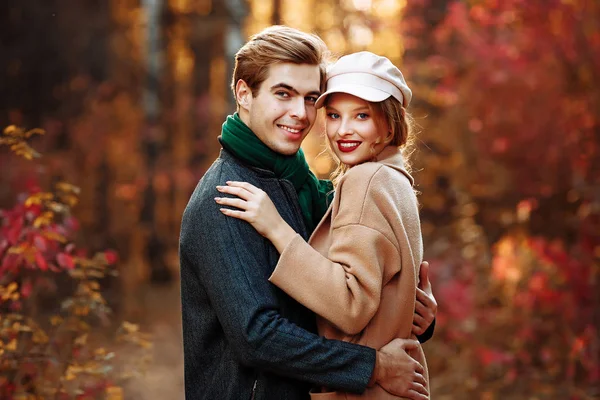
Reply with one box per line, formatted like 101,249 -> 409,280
290,98 -> 307,120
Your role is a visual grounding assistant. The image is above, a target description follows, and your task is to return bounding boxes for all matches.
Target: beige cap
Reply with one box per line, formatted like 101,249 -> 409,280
315,51 -> 412,109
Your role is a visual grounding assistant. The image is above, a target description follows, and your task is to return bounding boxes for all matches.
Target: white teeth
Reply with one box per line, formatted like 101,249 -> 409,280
340,142 -> 359,148
279,125 -> 302,133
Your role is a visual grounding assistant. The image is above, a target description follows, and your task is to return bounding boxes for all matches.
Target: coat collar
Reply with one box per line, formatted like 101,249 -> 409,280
373,146 -> 414,186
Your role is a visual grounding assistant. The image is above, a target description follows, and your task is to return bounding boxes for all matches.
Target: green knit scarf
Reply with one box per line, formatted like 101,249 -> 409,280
220,113 -> 333,234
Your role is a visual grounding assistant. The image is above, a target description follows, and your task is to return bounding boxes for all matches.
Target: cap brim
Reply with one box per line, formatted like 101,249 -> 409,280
315,84 -> 392,109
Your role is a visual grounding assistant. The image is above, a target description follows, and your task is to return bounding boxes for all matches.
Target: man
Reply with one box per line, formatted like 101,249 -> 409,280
179,26 -> 437,400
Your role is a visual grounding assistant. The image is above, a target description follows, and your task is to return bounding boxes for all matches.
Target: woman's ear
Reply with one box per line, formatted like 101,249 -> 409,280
235,79 -> 252,111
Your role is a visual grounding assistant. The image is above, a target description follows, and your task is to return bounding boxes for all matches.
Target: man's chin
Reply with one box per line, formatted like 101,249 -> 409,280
268,141 -> 302,156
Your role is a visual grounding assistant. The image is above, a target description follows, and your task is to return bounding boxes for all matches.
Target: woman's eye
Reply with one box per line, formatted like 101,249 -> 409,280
326,112 -> 340,119
357,113 -> 369,119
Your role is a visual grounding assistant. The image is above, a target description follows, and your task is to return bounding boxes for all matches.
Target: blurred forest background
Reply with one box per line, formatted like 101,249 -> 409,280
1,0 -> 598,399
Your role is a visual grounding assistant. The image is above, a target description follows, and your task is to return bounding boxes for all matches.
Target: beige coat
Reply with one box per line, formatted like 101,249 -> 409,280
269,146 -> 429,399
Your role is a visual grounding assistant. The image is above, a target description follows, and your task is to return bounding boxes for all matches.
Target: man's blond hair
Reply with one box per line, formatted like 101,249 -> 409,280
231,26 -> 329,105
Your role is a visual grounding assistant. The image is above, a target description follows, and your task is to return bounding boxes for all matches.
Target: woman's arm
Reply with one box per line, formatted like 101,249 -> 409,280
215,180 -> 392,335
269,225 -> 394,335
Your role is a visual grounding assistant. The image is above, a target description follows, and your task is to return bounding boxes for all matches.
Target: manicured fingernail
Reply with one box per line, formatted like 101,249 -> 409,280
214,197 -> 220,201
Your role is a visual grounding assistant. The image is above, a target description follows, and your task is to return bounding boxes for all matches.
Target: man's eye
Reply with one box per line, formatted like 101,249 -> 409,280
275,91 -> 290,98
306,96 -> 318,104
357,113 -> 369,119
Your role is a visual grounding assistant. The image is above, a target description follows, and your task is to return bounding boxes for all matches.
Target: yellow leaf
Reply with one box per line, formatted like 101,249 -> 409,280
33,212 -> 54,228
74,334 -> 88,346
56,182 -> 81,195
74,305 -> 90,316
33,330 -> 49,344
24,196 -> 41,207
61,194 -> 79,207
42,231 -> 67,243
122,321 -> 139,333
105,386 -> 124,400
24,128 -> 45,138
50,315 -> 64,326
3,125 -> 18,135
7,244 -> 27,255
47,202 -> 67,213
6,339 -> 17,351
94,348 -> 106,356
64,371 -> 76,381
6,282 -> 18,293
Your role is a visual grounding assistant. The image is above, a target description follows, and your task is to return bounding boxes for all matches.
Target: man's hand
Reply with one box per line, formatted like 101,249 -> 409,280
372,339 -> 428,400
412,261 -> 437,336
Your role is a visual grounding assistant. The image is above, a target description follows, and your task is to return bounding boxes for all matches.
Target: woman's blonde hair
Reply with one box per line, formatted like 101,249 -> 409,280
231,26 -> 330,106
327,96 -> 416,187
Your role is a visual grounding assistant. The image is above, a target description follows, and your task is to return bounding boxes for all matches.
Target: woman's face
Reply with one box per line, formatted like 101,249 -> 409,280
325,93 -> 389,167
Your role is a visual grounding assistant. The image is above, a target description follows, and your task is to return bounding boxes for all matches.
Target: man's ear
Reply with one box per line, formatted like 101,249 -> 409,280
235,79 -> 252,111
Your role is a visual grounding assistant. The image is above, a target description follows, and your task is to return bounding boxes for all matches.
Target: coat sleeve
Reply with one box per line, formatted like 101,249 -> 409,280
180,179 -> 375,393
269,167 -> 400,335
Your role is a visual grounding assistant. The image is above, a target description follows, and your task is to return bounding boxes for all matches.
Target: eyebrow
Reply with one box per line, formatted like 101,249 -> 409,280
270,83 -> 321,97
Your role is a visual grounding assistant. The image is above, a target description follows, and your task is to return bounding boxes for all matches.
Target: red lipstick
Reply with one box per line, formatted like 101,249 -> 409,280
337,140 -> 362,153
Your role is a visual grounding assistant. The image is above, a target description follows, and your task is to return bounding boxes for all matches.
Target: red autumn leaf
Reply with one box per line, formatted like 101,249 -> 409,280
20,280 -> 33,298
25,203 -> 43,218
56,253 -> 75,270
1,253 -> 20,274
6,217 -> 23,244
48,263 -> 61,273
104,250 -> 118,265
35,250 -> 48,271
0,239 -> 8,258
65,243 -> 76,253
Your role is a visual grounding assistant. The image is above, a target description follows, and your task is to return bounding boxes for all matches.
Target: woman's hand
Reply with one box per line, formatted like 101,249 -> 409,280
215,181 -> 296,252
412,261 -> 437,337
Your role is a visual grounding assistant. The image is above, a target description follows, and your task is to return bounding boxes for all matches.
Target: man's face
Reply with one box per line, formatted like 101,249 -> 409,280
240,63 -> 321,156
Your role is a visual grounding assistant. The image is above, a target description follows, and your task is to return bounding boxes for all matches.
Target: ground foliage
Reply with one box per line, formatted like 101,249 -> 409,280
0,126 -> 152,399
402,0 -> 599,398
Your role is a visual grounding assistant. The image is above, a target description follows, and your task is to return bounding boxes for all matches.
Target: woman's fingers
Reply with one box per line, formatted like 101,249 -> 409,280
414,300 -> 428,317
226,181 -> 260,194
416,288 -> 434,307
215,196 -> 248,211
219,207 -> 249,221
216,184 -> 253,200
412,323 -> 425,335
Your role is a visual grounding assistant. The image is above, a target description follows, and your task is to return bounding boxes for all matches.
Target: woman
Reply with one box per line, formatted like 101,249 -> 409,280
215,52 -> 429,399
